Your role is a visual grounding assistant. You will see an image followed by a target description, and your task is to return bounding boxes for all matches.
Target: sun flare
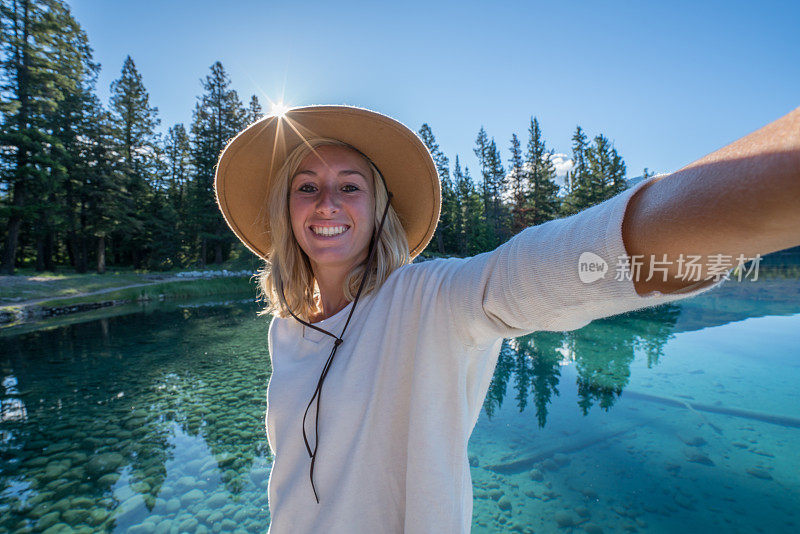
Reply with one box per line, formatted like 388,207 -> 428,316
270,102 -> 291,117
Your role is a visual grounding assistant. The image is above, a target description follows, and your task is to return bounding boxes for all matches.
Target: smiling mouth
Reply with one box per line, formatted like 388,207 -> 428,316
310,225 -> 350,237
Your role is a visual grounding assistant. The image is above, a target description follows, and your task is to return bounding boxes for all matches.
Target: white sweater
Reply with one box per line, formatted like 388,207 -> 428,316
265,176 -> 727,533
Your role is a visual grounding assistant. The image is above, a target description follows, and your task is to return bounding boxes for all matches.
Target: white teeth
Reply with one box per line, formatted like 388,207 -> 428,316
312,225 -> 348,236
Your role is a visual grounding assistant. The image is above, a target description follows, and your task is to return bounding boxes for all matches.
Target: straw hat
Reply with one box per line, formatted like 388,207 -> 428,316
214,105 -> 441,261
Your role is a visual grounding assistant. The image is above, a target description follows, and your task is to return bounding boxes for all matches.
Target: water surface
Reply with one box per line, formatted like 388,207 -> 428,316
1,280 -> 798,533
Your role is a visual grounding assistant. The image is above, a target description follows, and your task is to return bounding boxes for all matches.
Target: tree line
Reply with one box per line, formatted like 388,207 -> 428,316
0,0 -> 638,275
419,119 -> 635,257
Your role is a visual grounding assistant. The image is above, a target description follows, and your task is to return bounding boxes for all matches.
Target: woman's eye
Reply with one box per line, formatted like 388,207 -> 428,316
296,184 -> 359,193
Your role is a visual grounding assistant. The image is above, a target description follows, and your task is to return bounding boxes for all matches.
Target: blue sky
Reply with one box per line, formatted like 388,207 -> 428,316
70,0 -> 799,181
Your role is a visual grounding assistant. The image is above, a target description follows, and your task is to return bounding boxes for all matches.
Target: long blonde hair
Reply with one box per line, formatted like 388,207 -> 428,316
256,138 -> 410,321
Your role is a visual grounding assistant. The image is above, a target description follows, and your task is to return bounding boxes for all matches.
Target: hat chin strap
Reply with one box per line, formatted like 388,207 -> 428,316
279,174 -> 393,504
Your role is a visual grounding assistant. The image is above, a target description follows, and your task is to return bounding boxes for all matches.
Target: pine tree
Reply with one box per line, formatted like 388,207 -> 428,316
473,126 -> 491,217
586,134 -> 610,201
246,94 -> 263,124
44,0 -> 104,273
586,134 -> 627,203
165,123 -> 192,263
110,56 -> 159,177
165,124 -> 191,200
461,164 -> 492,255
524,117 -> 559,226
189,61 -> 246,266
108,55 -> 160,269
561,125 -> 590,215
82,96 -> 134,273
486,138 -> 507,244
562,128 -> 628,213
508,133 -> 527,233
144,137 -> 182,269
0,0 -> 65,273
418,123 -> 454,254
608,143 -> 627,197
451,156 -> 467,255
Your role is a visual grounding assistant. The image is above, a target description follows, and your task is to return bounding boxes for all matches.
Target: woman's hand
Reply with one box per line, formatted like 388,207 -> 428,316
622,106 -> 800,296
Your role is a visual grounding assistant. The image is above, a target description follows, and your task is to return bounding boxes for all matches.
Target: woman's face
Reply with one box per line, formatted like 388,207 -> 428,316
289,145 -> 376,276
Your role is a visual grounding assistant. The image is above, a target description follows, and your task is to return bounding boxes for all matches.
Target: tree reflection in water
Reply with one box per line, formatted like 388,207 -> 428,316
481,303 -> 680,427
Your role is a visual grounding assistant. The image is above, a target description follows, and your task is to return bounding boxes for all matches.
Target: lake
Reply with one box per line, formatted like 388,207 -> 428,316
1,279 -> 798,533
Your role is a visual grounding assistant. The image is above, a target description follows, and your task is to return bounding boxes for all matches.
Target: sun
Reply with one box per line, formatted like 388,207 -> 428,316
270,102 -> 291,118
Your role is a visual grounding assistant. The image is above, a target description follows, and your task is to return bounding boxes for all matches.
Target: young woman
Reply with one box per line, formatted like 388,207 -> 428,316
214,105 -> 800,533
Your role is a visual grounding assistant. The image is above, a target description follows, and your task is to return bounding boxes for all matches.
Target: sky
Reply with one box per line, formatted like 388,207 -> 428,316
70,0 -> 800,182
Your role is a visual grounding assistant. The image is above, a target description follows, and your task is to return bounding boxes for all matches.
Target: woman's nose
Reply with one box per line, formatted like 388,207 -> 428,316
315,184 -> 340,214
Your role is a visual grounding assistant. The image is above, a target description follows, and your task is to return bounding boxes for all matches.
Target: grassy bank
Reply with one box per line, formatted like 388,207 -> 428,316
30,276 -> 256,308
0,271 -> 153,304
1,276 -> 258,327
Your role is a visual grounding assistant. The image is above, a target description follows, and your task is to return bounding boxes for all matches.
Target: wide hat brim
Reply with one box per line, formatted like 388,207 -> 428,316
214,105 -> 441,261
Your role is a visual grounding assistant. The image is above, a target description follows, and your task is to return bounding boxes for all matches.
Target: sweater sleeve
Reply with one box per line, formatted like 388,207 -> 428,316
443,175 -> 730,348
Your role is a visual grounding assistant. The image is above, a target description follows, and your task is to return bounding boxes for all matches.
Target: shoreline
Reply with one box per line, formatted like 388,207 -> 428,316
1,264 -> 796,329
0,273 -> 257,327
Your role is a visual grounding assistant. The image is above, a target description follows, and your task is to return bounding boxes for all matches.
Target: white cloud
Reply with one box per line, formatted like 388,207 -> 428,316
500,152 -> 575,200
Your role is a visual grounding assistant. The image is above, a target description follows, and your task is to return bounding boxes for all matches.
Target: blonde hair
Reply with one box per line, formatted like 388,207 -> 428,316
256,138 -> 410,321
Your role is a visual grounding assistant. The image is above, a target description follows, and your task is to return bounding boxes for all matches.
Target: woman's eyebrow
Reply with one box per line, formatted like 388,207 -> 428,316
293,169 -> 367,180
339,169 -> 368,178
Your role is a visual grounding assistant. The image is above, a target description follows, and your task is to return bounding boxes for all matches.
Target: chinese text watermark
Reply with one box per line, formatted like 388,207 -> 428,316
578,253 -> 762,284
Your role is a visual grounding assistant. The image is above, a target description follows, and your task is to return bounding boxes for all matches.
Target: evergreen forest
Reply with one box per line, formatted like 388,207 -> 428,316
1,0 -> 638,275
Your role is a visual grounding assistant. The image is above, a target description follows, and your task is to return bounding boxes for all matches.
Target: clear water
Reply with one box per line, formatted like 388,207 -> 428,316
1,281 -> 798,533
470,279 -> 800,534
0,299 -> 272,533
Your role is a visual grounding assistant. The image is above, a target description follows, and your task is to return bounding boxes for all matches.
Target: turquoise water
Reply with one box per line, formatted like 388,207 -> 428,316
0,299 -> 272,533
1,280 -> 798,533
470,280 -> 800,533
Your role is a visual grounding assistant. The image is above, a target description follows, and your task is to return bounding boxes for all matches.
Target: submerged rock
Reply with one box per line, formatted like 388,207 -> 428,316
680,435 -> 708,447
86,453 -> 124,476
116,494 -> 146,524
62,508 -> 90,524
180,489 -> 204,506
36,512 -> 61,530
542,458 -> 559,471
746,467 -> 773,480
554,511 -> 576,527
178,517 -> 199,532
542,490 -> 559,501
684,450 -> 715,466
41,523 -> 73,534
497,496 -> 512,511
575,506 -> 590,518
206,492 -> 228,509
553,453 -> 570,467
165,498 -> 180,514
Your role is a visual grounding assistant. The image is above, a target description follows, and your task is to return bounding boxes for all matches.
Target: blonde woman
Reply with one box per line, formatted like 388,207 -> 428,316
214,105 -> 800,533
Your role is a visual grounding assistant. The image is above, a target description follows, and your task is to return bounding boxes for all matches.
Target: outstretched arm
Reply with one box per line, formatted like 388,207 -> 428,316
622,106 -> 800,296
